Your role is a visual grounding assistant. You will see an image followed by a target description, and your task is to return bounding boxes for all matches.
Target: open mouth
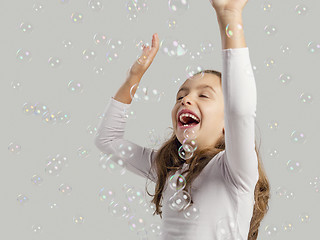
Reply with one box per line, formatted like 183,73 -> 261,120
177,115 -> 200,129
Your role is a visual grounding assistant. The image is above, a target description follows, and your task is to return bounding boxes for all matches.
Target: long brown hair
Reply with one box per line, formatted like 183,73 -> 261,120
145,70 -> 270,240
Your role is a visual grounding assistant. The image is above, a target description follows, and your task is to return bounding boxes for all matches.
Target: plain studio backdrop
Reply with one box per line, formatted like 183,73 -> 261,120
0,0 -> 319,239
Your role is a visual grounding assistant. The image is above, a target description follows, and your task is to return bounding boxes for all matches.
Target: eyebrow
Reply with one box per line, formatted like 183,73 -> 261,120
177,84 -> 216,95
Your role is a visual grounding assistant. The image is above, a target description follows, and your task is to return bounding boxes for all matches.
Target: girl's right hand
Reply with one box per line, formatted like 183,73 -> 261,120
128,33 -> 160,78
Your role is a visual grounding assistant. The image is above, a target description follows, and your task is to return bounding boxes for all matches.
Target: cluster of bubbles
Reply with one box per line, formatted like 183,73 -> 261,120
98,184 -> 162,238
21,102 -> 71,125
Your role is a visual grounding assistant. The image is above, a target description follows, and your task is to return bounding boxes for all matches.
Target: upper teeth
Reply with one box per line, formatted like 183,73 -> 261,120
179,113 -> 200,123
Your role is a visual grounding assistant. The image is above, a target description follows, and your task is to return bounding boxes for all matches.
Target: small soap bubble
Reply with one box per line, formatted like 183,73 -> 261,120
183,203 -> 200,220
11,80 -> 22,90
99,153 -> 126,175
167,18 -> 178,29
16,48 -> 32,62
88,0 -> 103,11
42,111 -> 57,124
264,224 -> 279,237
22,103 -> 35,115
108,201 -> 131,219
93,33 -> 109,46
298,213 -> 310,223
8,142 -> 22,154
264,58 -> 275,69
125,187 -> 145,206
45,161 -> 62,176
17,194 -> 29,204
31,224 -> 43,233
73,214 -> 85,224
62,40 -> 73,49
188,50 -> 203,61
93,66 -> 105,75
20,22 -> 33,33
87,125 -> 97,135
31,174 -> 44,186
34,103 -> 49,116
160,36 -> 188,57
286,160 -> 303,173
186,65 -> 204,79
82,49 -> 96,61
183,128 -> 198,139
225,23 -> 243,38
98,187 -> 116,204
71,12 -> 84,23
290,130 -> 307,143
216,216 -> 242,240
168,0 -> 190,15
68,80 -> 84,94
200,40 -> 214,54
77,146 -> 90,158
33,3 -> 44,13
262,1 -> 272,13
267,120 -> 279,130
278,73 -> 292,85
309,176 -> 320,193
280,45 -> 292,55
178,144 -> 193,160
128,215 -> 146,232
282,221 -> 294,232
55,111 -> 71,124
167,190 -> 191,211
307,41 -> 320,53
264,25 -> 277,36
267,148 -> 279,158
59,183 -> 72,195
295,4 -> 309,16
106,39 -> 125,63
168,173 -> 186,192
48,57 -> 62,68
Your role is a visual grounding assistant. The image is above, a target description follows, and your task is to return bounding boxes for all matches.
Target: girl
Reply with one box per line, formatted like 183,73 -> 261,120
95,0 -> 270,239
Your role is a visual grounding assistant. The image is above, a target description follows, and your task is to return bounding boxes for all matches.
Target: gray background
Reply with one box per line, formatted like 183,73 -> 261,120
1,0 -> 320,239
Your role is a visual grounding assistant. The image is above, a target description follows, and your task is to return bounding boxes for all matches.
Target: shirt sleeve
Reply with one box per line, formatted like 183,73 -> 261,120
220,47 -> 259,193
94,96 -> 158,183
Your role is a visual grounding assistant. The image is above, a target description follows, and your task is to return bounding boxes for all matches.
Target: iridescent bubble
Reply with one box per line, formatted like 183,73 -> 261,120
98,187 -> 116,204
17,194 -> 29,204
82,49 -> 96,61
178,144 -> 193,160
186,65 -> 204,79
307,41 -> 320,53
126,11 -> 138,22
267,148 -> 279,158
125,0 -> 148,15
68,80 -> 84,94
45,161 -> 62,176
168,173 -> 186,192
108,201 -> 131,219
225,23 -> 243,38
34,103 -> 49,116
87,125 -> 97,135
183,128 -> 198,139
262,1 -> 272,13
295,4 -> 309,16
183,203 -> 200,220
20,22 -> 33,33
31,174 -> 44,186
106,39 -> 125,63
134,36 -> 151,51
16,48 -> 32,62
188,50 -> 203,61
160,36 -> 188,57
125,187 -> 145,206
77,146 -> 90,158
128,215 -> 146,232
118,142 -> 135,159
216,216 -> 242,240
264,25 -> 277,36
264,224 -> 279,237
267,120 -> 279,130
88,0 -> 103,11
59,183 -> 72,195
93,66 -> 105,75
73,214 -> 85,224
264,58 -> 275,69
56,111 -> 71,124
280,45 -> 292,55
124,108 -> 137,120
42,111 -> 57,124
62,40 -> 73,49
93,33 -> 109,46
49,202 -> 59,209
167,18 -> 178,29
31,224 -> 43,233
99,153 -> 126,175
8,142 -> 21,154
298,213 -> 310,223
71,12 -> 84,23
168,0 -> 190,15
22,103 -> 35,115
48,57 -> 62,68
182,138 -> 198,152
286,160 -> 302,173
45,154 -> 69,168
200,40 -> 214,54
147,222 -> 162,236
167,190 -> 191,211
11,80 -> 22,90
290,130 -> 307,143
33,3 -> 44,13
309,176 -> 320,193
129,84 -> 164,103
281,221 -> 294,232
278,73 -> 292,85
146,128 -> 162,148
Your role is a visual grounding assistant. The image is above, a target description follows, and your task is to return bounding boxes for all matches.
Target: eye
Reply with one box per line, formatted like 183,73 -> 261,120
200,95 -> 208,98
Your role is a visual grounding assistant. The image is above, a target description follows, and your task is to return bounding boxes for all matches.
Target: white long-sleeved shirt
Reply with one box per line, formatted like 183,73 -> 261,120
94,47 -> 259,240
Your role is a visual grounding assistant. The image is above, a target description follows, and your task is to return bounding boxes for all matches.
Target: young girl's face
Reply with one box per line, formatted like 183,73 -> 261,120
172,73 -> 225,149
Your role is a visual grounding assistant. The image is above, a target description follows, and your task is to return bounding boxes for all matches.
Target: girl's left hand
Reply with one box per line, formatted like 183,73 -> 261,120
209,0 -> 248,14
